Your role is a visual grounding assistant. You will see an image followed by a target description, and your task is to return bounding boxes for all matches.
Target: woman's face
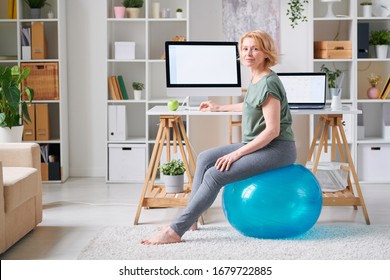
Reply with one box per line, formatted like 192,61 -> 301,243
241,37 -> 267,70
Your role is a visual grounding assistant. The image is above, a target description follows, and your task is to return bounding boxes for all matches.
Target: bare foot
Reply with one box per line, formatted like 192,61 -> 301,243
141,226 -> 182,245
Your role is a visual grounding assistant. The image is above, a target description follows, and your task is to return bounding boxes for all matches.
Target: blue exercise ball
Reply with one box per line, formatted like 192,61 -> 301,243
222,164 -> 322,239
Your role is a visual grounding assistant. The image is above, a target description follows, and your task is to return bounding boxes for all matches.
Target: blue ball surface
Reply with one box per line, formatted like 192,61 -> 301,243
222,164 -> 322,239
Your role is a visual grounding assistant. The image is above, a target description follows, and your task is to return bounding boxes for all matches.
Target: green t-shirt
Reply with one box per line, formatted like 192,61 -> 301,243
242,71 -> 295,143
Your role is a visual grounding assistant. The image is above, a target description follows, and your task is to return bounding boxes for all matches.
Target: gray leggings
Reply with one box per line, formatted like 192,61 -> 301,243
170,140 -> 297,237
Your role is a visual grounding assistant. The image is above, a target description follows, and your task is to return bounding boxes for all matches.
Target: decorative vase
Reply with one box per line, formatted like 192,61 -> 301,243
126,8 -> 141,18
29,8 -> 41,19
164,174 -> 184,193
0,126 -> 24,143
114,6 -> 126,18
376,45 -> 388,59
367,86 -> 380,99
152,2 -> 160,18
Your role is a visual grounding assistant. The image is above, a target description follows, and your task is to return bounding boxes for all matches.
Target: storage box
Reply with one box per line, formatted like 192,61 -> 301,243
314,41 -> 352,59
357,144 -> 390,181
21,62 -> 59,100
115,42 -> 135,60
31,21 -> 47,59
306,161 -> 349,192
108,144 -> 146,181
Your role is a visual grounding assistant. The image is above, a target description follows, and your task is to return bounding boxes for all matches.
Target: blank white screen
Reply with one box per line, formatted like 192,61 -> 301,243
168,45 -> 238,85
279,75 -> 326,103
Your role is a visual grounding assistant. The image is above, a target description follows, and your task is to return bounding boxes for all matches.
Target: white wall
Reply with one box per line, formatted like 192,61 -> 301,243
66,0 -> 311,177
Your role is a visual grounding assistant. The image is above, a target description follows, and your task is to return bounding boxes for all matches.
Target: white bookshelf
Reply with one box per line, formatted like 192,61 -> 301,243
0,0 -> 69,182
309,0 -> 390,183
105,0 -> 190,182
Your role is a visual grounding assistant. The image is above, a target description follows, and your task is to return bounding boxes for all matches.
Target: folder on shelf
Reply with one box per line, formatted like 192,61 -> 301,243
117,75 -> 128,100
108,76 -> 117,100
114,76 -> 123,100
8,0 -> 17,19
21,27 -> 31,60
35,103 -> 50,141
108,105 -> 127,141
31,22 -> 47,59
22,104 -> 35,141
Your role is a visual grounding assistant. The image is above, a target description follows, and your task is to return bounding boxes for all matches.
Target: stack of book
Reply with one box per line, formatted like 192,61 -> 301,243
108,75 -> 128,100
380,76 -> 390,100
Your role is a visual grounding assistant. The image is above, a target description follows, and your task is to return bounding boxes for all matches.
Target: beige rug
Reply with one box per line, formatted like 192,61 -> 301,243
78,223 -> 390,260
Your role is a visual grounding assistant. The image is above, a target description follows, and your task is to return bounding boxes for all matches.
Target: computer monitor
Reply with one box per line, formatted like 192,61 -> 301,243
165,41 -> 242,102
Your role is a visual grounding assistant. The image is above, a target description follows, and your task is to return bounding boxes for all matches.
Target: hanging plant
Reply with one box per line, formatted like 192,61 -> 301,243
286,0 -> 309,29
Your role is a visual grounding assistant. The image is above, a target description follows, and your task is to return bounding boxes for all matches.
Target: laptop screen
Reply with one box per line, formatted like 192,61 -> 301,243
278,72 -> 327,109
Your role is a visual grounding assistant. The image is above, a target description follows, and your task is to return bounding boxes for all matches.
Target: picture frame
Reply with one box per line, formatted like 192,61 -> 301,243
380,75 -> 390,99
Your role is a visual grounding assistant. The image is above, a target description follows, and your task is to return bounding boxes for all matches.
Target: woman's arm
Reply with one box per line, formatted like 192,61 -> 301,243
199,101 -> 243,112
215,95 -> 281,171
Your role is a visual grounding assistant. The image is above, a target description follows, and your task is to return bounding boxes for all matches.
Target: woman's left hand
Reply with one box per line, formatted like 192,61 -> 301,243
215,152 -> 241,172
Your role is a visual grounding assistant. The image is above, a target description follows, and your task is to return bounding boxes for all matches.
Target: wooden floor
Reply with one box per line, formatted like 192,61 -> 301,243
1,177 -> 389,260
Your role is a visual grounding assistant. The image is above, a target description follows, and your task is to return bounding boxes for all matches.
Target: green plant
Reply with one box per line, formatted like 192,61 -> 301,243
159,159 -> 186,176
23,0 -> 50,9
176,8 -> 183,13
286,0 -> 308,29
122,0 -> 144,8
369,30 -> 390,45
0,65 -> 34,128
360,2 -> 372,5
132,82 -> 144,91
320,64 -> 342,89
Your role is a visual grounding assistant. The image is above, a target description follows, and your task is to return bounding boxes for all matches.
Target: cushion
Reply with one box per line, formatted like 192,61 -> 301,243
2,167 -> 39,213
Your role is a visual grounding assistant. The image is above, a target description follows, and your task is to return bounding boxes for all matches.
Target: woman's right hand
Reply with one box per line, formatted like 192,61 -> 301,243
199,101 -> 220,112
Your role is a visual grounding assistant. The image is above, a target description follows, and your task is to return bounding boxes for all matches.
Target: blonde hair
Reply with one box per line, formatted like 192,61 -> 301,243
239,30 -> 278,68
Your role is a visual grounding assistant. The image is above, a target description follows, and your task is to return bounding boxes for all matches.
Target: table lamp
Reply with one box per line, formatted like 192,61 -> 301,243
321,0 -> 342,18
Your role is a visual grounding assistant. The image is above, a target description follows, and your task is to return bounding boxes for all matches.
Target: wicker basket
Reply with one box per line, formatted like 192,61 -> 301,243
21,62 -> 59,100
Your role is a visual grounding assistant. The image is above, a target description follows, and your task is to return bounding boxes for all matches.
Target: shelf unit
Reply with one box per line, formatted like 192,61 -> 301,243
105,0 -> 190,182
310,0 -> 390,184
0,0 -> 68,182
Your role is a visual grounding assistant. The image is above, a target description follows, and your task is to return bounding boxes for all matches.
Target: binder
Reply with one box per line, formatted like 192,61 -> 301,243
118,75 -> 128,100
31,22 -> 47,59
23,104 -> 35,141
35,103 -> 50,140
108,105 -> 127,141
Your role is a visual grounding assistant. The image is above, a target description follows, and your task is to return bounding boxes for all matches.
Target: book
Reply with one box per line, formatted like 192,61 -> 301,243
113,76 -> 123,100
380,75 -> 390,100
108,76 -> 117,100
117,75 -> 128,100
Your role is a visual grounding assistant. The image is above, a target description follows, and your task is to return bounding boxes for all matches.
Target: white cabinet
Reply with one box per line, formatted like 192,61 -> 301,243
309,0 -> 390,184
0,0 -> 68,182
105,0 -> 190,182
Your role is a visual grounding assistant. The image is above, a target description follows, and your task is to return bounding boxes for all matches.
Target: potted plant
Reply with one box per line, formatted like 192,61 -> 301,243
159,159 -> 186,193
360,2 -> 373,17
176,8 -> 183,18
23,0 -> 50,19
0,65 -> 34,142
369,30 -> 390,59
114,3 -> 126,18
286,0 -> 308,28
122,0 -> 144,18
320,64 -> 342,104
132,82 -> 144,100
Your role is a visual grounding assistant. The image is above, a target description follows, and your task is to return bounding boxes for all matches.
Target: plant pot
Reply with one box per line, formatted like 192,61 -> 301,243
362,6 -> 372,17
0,126 -> 24,143
114,6 -> 126,18
133,90 -> 142,100
164,174 -> 184,193
126,8 -> 141,18
367,86 -> 380,99
176,12 -> 183,18
376,45 -> 388,59
30,8 -> 41,19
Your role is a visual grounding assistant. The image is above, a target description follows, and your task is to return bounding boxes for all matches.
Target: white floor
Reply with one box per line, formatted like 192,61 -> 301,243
1,177 -> 389,260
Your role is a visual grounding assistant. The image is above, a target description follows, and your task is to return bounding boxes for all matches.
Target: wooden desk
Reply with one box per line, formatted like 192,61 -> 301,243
134,106 -> 370,225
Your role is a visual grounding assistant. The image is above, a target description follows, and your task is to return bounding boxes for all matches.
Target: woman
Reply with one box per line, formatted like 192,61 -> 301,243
141,30 -> 296,245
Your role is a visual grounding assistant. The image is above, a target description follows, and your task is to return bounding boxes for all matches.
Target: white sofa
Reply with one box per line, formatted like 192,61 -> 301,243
0,143 -> 42,254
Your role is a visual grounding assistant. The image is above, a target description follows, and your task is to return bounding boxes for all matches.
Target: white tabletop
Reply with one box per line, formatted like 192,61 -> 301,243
147,105 -> 362,116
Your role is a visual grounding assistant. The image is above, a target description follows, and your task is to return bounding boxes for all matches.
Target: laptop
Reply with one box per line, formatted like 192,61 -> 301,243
278,72 -> 327,109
